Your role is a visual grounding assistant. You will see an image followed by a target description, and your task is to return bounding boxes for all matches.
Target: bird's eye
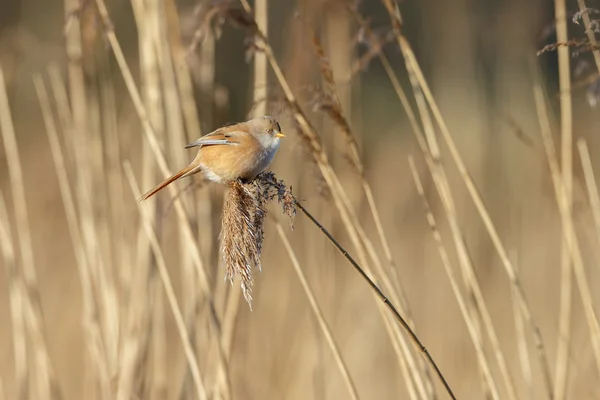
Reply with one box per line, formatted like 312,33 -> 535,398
267,129 -> 274,134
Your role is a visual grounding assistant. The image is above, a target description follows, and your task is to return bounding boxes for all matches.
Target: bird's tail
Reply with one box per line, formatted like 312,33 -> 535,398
137,164 -> 198,202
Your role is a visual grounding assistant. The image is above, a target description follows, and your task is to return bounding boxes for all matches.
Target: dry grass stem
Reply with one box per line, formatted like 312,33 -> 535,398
553,0 -> 574,397
0,66 -> 60,400
275,221 -> 360,400
416,124 -> 516,400
93,0 -> 212,296
363,8 -> 513,397
534,82 -> 600,380
577,139 -> 600,250
408,157 -> 500,400
0,193 -> 28,400
34,74 -> 112,398
124,163 -> 206,400
309,24 -> 434,392
576,0 -> 600,71
381,2 -> 553,396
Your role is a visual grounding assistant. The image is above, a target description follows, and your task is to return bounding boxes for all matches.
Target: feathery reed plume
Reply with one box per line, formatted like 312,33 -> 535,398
221,182 -> 260,306
220,172 -> 295,306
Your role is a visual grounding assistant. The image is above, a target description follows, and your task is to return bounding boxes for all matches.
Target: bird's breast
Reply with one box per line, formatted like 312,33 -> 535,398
197,139 -> 279,183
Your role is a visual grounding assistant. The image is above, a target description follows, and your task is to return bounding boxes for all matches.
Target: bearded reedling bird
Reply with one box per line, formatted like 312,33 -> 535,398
138,116 -> 285,201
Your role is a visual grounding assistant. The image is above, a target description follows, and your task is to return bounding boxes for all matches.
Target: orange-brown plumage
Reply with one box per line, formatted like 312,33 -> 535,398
138,116 -> 284,201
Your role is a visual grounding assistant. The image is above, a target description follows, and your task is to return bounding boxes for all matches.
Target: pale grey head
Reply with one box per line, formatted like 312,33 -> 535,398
248,115 -> 285,151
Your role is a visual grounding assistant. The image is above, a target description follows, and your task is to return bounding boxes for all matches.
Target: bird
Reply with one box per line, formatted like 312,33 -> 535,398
138,116 -> 285,201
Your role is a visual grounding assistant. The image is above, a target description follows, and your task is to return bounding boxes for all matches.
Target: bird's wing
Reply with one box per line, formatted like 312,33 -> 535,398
184,129 -> 245,149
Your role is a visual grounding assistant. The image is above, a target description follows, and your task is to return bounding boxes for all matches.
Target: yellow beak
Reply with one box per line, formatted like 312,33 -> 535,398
276,132 -> 285,138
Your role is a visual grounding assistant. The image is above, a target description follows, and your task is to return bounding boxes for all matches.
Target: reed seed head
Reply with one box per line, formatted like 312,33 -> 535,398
220,172 -> 295,307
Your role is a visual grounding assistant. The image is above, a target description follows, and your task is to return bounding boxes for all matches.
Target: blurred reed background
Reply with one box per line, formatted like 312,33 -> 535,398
1,0 -> 600,399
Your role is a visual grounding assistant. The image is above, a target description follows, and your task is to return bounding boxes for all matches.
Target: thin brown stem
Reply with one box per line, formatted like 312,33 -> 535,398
294,200 -> 456,400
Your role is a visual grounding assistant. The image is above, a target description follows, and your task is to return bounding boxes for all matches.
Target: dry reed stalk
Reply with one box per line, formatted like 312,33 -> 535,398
101,1 -> 158,399
323,4 -> 362,227
0,193 -> 28,400
325,177 -> 430,400
34,74 -> 113,399
64,0 -> 90,203
150,275 -> 168,400
154,1 -> 194,396
0,66 -> 60,400
128,9 -> 162,390
230,3 -> 432,397
65,4 -> 116,381
310,23 -> 412,314
164,5 -> 216,327
131,1 -> 203,397
163,1 -> 208,343
84,33 -> 122,376
418,81 -> 503,393
413,116 -> 513,400
92,4 -> 235,398
508,239 -> 533,396
196,305 -> 232,400
359,11 -> 509,396
352,7 -> 514,397
380,1 -> 554,396
253,0 -> 268,117
154,0 -> 195,317
219,283 -> 243,361
92,72 -> 122,400
67,1 -> 121,387
165,0 -> 203,140
96,50 -> 124,274
576,0 -> 600,72
577,139 -> 600,250
360,8 -> 538,398
408,158 -> 501,400
47,65 -> 75,163
125,163 -> 207,400
46,65 -> 104,395
309,27 -> 435,395
180,10 -> 219,379
512,286 -> 534,395
533,82 -> 600,382
407,60 -> 486,399
275,221 -> 360,400
192,9 -> 217,273
93,0 -> 212,296
553,0 -> 574,397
